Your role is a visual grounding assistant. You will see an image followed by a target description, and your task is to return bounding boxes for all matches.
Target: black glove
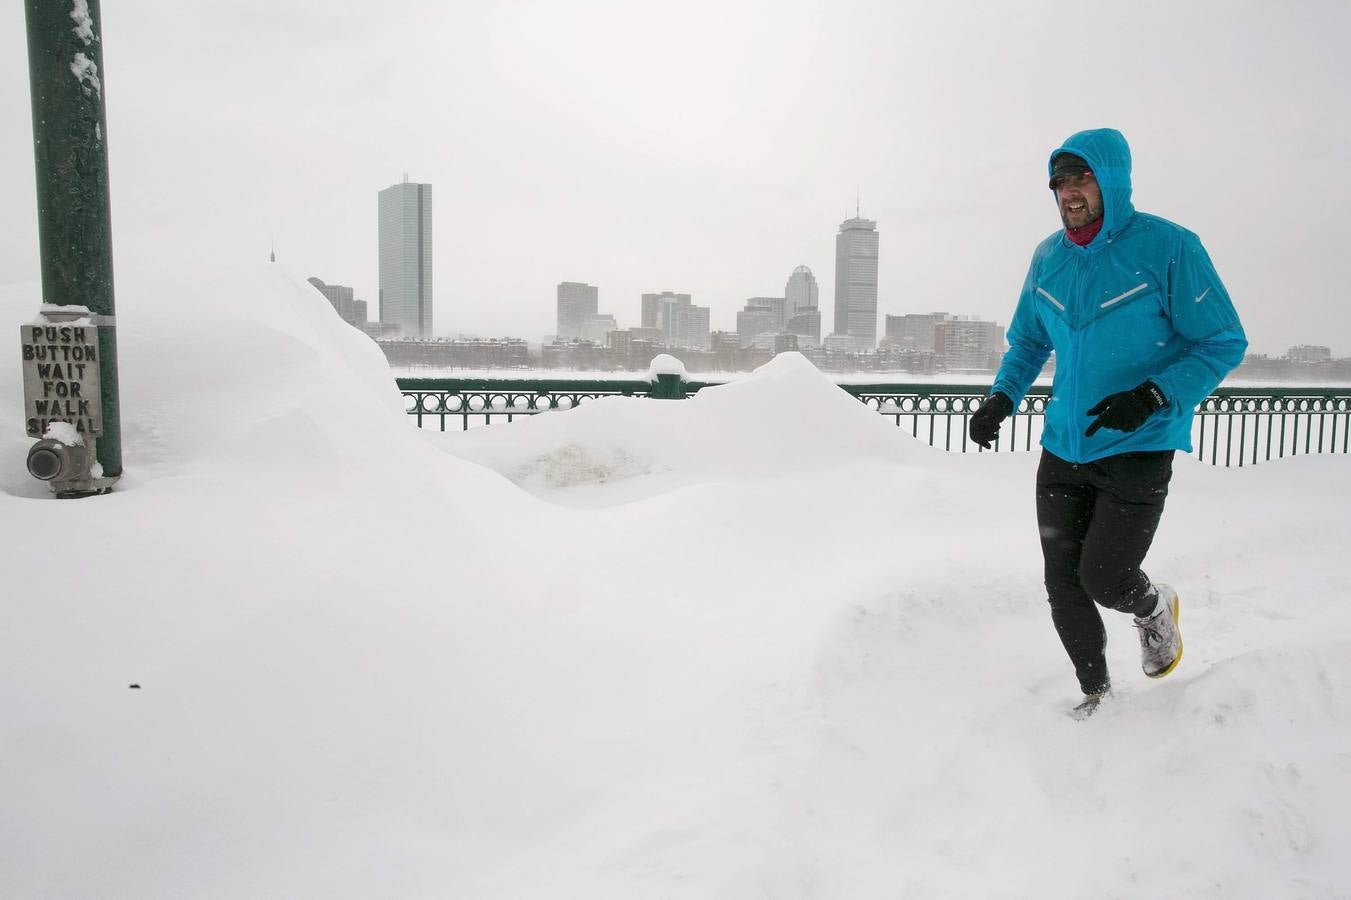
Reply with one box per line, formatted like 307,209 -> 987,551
1084,381 -> 1167,437
969,391 -> 1014,449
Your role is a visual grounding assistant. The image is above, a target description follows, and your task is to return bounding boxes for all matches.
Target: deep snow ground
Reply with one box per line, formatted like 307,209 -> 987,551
2,260 -> 1349,898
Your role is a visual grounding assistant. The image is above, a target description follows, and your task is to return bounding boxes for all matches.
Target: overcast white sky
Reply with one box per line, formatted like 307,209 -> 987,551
2,0 -> 1348,354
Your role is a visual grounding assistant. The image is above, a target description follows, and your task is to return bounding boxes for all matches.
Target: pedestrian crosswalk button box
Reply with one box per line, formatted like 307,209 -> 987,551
19,311 -> 103,491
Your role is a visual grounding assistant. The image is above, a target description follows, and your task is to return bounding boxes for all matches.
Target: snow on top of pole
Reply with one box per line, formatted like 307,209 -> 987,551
646,354 -> 688,382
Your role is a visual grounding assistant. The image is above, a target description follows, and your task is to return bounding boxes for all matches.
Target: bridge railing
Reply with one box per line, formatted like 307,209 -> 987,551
396,377 -> 1351,467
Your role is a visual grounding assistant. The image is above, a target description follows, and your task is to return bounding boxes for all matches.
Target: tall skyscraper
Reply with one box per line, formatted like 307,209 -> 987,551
784,265 -> 819,320
832,214 -> 879,350
785,264 -> 821,347
378,179 -> 433,338
557,282 -> 599,340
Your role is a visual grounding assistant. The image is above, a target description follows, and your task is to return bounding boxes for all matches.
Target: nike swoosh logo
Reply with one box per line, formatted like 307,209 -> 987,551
1195,287 -> 1211,303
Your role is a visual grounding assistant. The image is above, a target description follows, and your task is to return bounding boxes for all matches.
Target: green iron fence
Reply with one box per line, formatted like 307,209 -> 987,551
396,377 -> 1351,467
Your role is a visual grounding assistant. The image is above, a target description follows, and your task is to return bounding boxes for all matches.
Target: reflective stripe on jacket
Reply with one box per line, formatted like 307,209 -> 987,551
992,128 -> 1247,463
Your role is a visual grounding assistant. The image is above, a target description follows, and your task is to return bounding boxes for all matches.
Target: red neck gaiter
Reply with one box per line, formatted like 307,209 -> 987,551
1066,217 -> 1104,246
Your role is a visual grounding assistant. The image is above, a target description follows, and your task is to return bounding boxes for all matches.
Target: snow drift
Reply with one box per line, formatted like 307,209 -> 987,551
1,258 -> 1349,898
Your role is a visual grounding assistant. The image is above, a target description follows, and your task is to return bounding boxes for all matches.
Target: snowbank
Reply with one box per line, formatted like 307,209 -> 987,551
2,258 -> 1349,898
430,351 -> 945,505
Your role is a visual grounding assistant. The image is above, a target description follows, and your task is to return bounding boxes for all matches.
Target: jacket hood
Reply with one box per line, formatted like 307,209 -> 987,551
1049,128 -> 1135,251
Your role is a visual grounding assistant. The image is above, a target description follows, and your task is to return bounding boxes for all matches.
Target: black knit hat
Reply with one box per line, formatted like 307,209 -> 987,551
1049,153 -> 1092,189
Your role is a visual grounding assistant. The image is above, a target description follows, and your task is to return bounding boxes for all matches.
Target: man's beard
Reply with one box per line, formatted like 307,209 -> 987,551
1061,202 -> 1103,230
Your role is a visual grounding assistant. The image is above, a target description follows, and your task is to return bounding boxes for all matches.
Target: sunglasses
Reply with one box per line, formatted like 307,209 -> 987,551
1049,170 -> 1096,191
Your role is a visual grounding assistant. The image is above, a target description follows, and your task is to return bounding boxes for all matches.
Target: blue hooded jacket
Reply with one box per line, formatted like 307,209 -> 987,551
991,128 -> 1247,463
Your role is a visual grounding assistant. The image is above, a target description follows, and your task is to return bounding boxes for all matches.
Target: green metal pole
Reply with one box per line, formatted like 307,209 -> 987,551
649,373 -> 687,399
25,0 -> 122,481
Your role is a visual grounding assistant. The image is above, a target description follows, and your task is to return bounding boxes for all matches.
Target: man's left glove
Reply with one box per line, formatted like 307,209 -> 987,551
1085,380 -> 1168,436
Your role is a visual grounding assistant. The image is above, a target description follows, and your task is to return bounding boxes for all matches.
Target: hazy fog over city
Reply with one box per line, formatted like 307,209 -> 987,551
2,0 -> 1348,356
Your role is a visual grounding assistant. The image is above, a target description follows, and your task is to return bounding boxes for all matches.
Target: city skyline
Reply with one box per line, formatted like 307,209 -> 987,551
357,206 -> 899,345
1,2 -> 1348,357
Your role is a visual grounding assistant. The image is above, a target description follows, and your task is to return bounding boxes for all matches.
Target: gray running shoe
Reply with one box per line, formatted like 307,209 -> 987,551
1134,584 -> 1182,678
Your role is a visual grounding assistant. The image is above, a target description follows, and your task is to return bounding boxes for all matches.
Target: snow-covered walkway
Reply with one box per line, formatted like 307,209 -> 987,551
2,261 -> 1347,897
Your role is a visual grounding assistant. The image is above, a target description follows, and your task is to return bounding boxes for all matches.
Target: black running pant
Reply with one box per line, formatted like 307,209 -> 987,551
1035,448 -> 1175,693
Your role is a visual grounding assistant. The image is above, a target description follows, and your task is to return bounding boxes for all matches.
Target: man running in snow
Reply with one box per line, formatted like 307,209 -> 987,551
969,128 -> 1246,715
